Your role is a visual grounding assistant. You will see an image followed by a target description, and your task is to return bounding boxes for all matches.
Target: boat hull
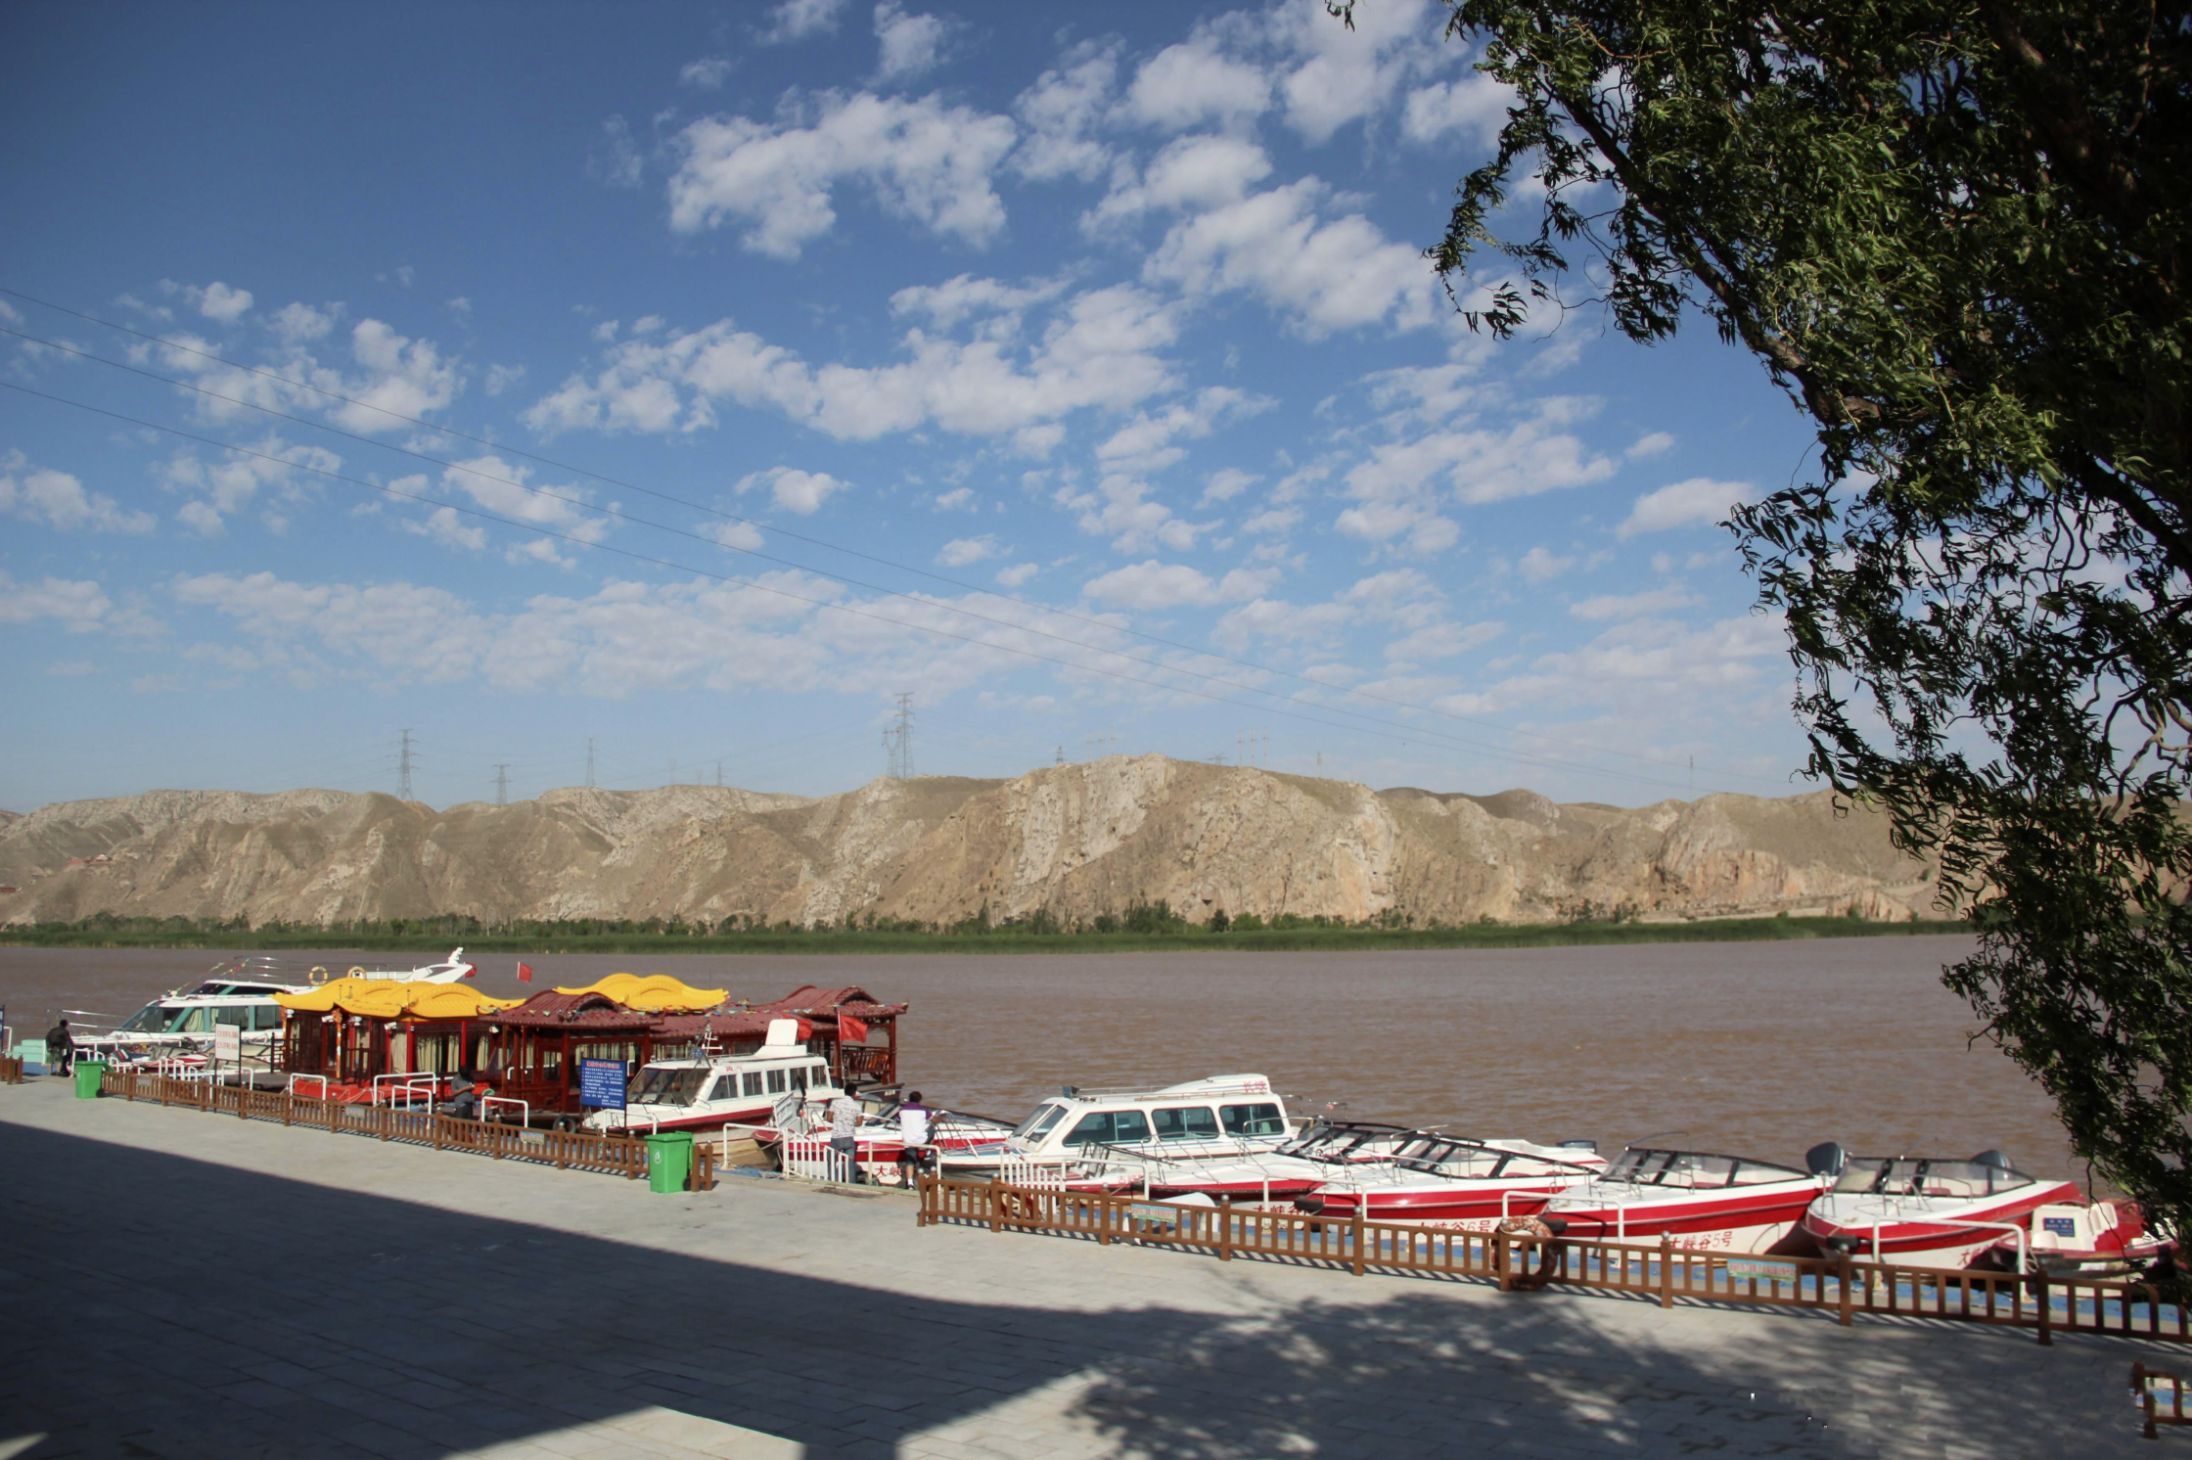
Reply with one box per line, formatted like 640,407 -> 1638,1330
1800,1180 -> 2082,1270
1545,1183 -> 1824,1255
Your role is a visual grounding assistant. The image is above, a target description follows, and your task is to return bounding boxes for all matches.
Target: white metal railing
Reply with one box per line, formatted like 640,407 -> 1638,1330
480,1095 -> 530,1128
287,1073 -> 330,1099
371,1073 -> 441,1110
781,1134 -> 859,1184
1865,1217 -> 2031,1274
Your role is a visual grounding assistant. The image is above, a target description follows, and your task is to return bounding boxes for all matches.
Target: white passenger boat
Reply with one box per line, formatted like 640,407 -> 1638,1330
581,1018 -> 838,1135
937,1076 -> 1305,1196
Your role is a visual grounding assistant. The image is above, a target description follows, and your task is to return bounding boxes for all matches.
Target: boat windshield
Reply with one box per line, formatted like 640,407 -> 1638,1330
629,1066 -> 710,1107
1833,1157 -> 2028,1198
1013,1102 -> 1068,1141
116,1003 -> 190,1035
1607,1149 -> 1756,1188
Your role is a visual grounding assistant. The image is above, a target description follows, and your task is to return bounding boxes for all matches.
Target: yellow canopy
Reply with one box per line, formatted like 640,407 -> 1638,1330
273,978 -> 525,1020
552,972 -> 728,1013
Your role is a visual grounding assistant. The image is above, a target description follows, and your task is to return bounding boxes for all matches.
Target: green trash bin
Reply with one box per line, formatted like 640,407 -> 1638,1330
74,1060 -> 107,1099
646,1130 -> 694,1193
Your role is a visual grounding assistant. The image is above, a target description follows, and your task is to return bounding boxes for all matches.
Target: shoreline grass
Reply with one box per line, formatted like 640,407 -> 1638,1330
0,915 -> 1970,956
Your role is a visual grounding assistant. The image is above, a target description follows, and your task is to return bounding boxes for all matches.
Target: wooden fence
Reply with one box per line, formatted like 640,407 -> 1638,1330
917,1176 -> 2190,1348
0,1054 -> 23,1085
99,1066 -> 718,1191
2134,1361 -> 2191,1440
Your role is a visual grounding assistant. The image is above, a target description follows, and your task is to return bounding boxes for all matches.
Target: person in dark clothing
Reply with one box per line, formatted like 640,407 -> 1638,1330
44,1019 -> 74,1076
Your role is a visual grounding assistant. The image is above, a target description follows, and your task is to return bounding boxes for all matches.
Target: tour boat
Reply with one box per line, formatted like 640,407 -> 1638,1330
1536,1144 -> 1839,1253
935,1075 -> 1300,1192
1799,1149 -> 2092,1270
1292,1133 -> 1608,1227
581,1018 -> 838,1135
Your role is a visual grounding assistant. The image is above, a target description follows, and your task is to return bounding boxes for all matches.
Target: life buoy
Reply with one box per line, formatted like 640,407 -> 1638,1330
346,965 -> 367,978
1000,1190 -> 1030,1220
1496,1215 -> 1555,1241
309,965 -> 329,984
1495,1215 -> 1562,1290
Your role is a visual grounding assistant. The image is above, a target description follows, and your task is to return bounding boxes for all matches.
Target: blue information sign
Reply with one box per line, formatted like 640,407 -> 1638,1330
578,1057 -> 628,1110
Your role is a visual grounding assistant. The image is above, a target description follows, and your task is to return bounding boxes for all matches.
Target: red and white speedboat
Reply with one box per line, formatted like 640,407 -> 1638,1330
1539,1144 -> 1837,1254
1293,1134 -> 1607,1227
2019,1197 -> 2176,1277
1800,1150 -> 2089,1270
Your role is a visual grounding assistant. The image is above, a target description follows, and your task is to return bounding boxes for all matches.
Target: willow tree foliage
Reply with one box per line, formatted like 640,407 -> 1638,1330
1366,0 -> 2192,1228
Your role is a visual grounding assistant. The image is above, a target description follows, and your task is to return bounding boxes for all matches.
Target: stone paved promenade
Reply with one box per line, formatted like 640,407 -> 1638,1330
0,1078 -> 2173,1458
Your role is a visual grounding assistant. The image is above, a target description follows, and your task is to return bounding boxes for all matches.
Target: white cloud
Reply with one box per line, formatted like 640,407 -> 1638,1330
889,272 -> 1065,331
1082,560 -> 1275,610
0,452 -> 154,534
1055,472 -> 1208,553
270,301 -> 337,343
1240,506 -> 1300,536
437,454 -> 606,541
1201,467 -> 1258,505
1124,36 -> 1271,132
527,283 -> 1179,444
1145,177 -> 1434,337
1096,386 -> 1270,470
177,500 -> 224,536
484,363 -> 526,396
937,535 -> 997,567
0,572 -> 112,632
1086,134 -> 1273,229
1270,0 -> 1447,143
594,115 -> 646,188
1517,546 -> 1573,584
995,562 -> 1038,588
737,465 -> 845,515
1401,74 -> 1511,147
668,91 -> 1016,257
170,280 -> 253,323
404,505 -> 488,552
764,0 -> 848,42
706,520 -> 766,552
1570,585 -> 1701,621
874,1 -> 947,81
1012,41 -> 1117,182
159,434 -> 340,532
680,56 -> 734,88
1626,430 -> 1675,459
1619,477 -> 1754,537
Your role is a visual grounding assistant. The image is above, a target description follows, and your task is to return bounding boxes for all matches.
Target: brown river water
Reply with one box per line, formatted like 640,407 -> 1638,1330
0,936 -> 2094,1187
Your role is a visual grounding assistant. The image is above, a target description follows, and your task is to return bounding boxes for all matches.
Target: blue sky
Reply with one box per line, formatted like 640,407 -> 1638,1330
1,0 -> 1824,812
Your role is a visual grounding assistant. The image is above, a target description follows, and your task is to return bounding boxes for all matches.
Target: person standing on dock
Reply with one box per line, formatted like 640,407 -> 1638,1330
828,1082 -> 864,1184
43,1019 -> 73,1076
895,1091 -> 933,1185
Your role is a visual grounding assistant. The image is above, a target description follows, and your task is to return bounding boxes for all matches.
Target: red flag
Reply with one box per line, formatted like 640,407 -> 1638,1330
517,962 -> 535,984
462,962 -> 476,979
839,1012 -> 869,1043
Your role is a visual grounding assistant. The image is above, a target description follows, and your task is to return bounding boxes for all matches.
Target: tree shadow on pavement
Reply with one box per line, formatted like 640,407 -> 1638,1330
0,1119 -> 2156,1459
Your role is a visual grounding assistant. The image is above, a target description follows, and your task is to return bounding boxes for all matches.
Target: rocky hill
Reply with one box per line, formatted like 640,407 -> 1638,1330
0,757 -> 1943,929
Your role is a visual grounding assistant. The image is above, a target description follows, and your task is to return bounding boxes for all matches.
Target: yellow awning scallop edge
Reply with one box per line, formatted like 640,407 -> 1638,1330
552,972 -> 728,1013
274,978 -> 525,1019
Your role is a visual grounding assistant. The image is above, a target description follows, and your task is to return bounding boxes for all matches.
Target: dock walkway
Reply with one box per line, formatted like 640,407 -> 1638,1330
0,1079 -> 2166,1458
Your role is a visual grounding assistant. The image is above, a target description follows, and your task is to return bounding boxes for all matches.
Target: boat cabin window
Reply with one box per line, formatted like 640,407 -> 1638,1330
741,1073 -> 764,1098
118,1005 -> 187,1035
1151,1106 -> 1220,1142
1014,1103 -> 1068,1141
1220,1102 -> 1285,1138
767,1069 -> 789,1094
1064,1110 -> 1151,1148
629,1067 -> 711,1106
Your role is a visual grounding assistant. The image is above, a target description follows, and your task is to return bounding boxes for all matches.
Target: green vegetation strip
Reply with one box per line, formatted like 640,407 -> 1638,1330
0,913 -> 1969,956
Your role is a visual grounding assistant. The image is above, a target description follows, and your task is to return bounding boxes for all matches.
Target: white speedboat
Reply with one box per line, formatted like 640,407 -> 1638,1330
1537,1143 -> 1838,1254
1800,1149 -> 2092,1270
1294,1133 -> 1608,1227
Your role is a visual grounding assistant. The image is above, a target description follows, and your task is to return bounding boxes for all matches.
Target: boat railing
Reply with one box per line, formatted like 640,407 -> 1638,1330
781,1133 -> 857,1184
287,1072 -> 329,1100
480,1095 -> 530,1128
1869,1217 -> 2030,1274
1061,1078 -> 1277,1104
371,1073 -> 441,1110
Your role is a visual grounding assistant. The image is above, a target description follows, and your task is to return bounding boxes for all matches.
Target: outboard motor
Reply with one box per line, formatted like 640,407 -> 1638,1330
1805,1141 -> 1848,1178
1972,1149 -> 2014,1171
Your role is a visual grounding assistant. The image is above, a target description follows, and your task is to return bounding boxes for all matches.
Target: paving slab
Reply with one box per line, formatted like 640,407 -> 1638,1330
0,1077 -> 2178,1457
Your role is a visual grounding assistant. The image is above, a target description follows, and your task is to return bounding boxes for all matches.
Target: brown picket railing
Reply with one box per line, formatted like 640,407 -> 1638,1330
98,1066 -> 717,1191
917,1176 -> 2190,1347
2134,1362 -> 2191,1440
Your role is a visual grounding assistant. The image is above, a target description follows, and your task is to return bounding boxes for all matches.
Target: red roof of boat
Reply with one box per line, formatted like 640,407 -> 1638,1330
492,991 -> 656,1030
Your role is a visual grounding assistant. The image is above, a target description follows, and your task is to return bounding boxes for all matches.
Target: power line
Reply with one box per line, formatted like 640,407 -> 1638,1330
0,287 -> 1793,792
0,376 -> 1760,797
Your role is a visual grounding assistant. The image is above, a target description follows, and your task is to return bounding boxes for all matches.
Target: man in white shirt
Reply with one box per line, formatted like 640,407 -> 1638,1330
895,1091 -> 932,1186
828,1083 -> 863,1183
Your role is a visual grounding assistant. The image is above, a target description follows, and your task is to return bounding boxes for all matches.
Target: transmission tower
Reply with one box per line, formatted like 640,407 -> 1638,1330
495,764 -> 509,806
585,737 -> 596,789
397,729 -> 415,800
882,692 -> 915,779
